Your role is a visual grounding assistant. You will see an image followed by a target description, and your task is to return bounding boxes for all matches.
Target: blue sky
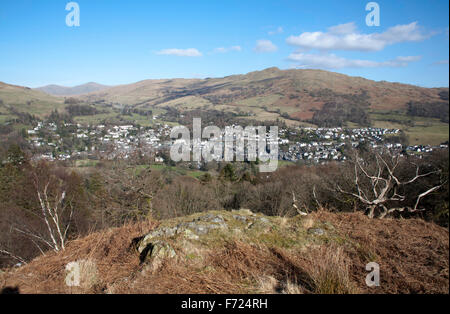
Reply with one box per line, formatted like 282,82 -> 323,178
0,0 -> 448,88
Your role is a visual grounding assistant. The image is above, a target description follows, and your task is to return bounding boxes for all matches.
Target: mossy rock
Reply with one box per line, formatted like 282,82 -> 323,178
134,209 -> 349,264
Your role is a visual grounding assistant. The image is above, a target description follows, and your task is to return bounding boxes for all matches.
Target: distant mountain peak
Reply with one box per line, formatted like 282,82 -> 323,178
35,82 -> 111,96
262,66 -> 280,72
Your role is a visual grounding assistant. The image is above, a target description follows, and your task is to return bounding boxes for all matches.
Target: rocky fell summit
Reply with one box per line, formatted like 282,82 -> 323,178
133,209 -> 323,269
1,209 -> 448,294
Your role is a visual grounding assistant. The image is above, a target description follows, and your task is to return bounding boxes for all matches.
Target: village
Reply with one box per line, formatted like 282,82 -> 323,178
25,121 -> 447,164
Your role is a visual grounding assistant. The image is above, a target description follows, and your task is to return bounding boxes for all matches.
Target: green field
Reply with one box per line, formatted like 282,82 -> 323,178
75,160 -> 100,167
132,164 -> 205,178
405,123 -> 449,146
73,111 -> 117,125
155,96 -> 212,110
277,160 -> 296,167
0,115 -> 12,124
369,110 -> 449,145
236,94 -> 282,108
149,164 -> 205,178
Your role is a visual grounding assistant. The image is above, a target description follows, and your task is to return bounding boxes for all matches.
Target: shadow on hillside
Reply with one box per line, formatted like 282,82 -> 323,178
1,286 -> 20,294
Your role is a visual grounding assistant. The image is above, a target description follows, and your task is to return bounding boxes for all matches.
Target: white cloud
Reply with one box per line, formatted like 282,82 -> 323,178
156,48 -> 202,57
395,56 -> 422,62
287,53 -> 421,69
286,22 -> 430,52
213,46 -> 242,53
254,40 -> 278,53
433,59 -> 449,65
328,22 -> 357,35
268,26 -> 283,35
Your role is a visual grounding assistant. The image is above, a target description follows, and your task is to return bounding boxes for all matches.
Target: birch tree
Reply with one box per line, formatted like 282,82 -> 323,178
12,171 -> 75,252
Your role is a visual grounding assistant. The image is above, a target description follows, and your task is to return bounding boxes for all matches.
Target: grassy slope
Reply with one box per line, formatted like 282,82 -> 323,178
1,209 -> 448,294
0,82 -> 64,119
82,68 -> 446,112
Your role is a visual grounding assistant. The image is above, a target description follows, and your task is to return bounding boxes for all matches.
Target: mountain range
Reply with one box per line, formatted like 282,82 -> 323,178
1,68 -> 448,145
3,68 -> 446,114
35,82 -> 111,96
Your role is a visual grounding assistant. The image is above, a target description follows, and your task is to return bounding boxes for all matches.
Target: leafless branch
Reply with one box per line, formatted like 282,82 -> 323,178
337,151 -> 443,219
0,249 -> 27,265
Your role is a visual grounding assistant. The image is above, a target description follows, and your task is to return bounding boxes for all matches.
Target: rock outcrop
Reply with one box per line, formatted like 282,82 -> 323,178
131,209 -> 332,272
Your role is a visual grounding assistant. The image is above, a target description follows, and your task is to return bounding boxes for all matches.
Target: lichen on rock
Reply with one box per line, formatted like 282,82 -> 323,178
133,209 -> 335,268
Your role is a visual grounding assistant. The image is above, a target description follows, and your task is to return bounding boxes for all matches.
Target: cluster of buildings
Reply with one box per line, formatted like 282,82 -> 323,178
281,127 -> 402,163
25,122 -> 445,164
26,122 -> 171,161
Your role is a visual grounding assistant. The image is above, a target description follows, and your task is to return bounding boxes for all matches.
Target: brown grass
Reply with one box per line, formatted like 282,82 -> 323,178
312,210 -> 449,294
121,241 -> 359,294
1,211 -> 448,294
0,219 -> 157,294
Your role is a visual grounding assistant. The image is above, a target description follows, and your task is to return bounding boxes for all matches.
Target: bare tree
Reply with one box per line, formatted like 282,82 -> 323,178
292,191 -> 308,216
13,173 -> 74,252
337,151 -> 445,218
